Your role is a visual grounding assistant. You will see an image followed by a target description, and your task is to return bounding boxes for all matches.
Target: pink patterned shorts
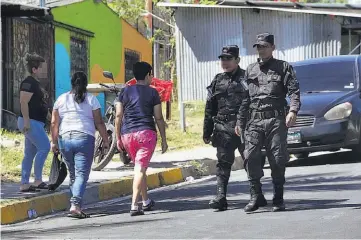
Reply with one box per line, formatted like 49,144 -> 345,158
121,129 -> 157,168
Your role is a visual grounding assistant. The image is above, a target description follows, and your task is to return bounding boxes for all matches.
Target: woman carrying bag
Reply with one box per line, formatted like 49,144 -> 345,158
51,71 -> 109,218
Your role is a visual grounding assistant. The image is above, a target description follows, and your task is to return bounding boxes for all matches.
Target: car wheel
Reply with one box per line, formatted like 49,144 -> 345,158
294,152 -> 309,159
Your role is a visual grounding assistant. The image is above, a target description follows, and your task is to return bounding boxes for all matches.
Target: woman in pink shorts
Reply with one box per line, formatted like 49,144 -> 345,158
115,61 -> 168,216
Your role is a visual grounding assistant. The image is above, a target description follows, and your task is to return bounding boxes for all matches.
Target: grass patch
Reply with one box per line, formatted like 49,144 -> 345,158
1,129 -> 52,183
0,146 -> 53,183
156,101 -> 205,151
1,128 -> 23,142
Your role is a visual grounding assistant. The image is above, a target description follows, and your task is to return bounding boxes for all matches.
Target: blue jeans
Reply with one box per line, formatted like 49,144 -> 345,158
17,117 -> 50,185
58,131 -> 95,207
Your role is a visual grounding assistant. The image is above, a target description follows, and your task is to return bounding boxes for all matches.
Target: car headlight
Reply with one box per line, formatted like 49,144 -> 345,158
324,102 -> 352,121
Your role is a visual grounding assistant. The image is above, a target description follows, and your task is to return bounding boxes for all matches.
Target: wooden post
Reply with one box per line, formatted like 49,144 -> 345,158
166,101 -> 171,120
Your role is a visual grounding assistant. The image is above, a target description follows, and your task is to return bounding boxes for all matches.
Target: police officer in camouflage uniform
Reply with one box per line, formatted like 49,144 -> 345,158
203,45 -> 249,211
237,33 -> 301,212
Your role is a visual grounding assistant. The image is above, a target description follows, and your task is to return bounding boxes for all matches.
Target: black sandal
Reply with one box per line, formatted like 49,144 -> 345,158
67,211 -> 90,219
35,182 -> 48,189
20,185 -> 40,193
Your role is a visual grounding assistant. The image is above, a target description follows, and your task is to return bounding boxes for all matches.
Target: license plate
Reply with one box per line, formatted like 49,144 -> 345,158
287,131 -> 302,144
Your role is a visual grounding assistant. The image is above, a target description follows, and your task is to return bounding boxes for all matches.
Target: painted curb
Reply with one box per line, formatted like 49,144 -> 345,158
0,167 -> 191,225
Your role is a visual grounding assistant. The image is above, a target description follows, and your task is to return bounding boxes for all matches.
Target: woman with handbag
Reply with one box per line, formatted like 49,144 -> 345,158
50,71 -> 109,218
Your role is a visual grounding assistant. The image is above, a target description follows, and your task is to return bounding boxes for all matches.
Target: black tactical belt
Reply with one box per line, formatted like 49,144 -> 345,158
215,113 -> 237,122
251,110 -> 284,119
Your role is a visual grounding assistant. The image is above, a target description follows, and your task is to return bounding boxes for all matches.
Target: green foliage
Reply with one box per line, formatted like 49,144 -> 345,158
110,0 -> 146,26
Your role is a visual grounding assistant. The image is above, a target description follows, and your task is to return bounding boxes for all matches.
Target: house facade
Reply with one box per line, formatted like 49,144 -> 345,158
50,0 -> 152,114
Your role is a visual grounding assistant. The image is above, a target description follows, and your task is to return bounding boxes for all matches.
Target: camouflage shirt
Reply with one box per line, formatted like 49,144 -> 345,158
203,67 -> 248,138
237,57 -> 301,124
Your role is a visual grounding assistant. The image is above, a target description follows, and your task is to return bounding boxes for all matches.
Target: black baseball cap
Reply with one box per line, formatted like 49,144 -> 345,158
218,45 -> 239,59
253,33 -> 274,48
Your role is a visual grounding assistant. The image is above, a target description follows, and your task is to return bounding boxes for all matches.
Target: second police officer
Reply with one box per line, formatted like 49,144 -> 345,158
237,33 -> 301,212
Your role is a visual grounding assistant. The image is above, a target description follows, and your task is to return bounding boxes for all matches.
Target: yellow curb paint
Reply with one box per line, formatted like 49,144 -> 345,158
2,168 -> 188,225
29,196 -> 52,216
98,181 -> 113,201
159,168 -> 184,186
1,204 -> 15,225
147,173 -> 161,189
115,178 -> 133,196
1,200 -> 32,225
98,178 -> 133,201
1,192 -> 70,225
50,193 -> 69,211
2,203 -> 20,225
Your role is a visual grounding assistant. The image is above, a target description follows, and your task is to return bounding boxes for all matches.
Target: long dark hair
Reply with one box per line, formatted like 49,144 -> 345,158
71,71 -> 88,104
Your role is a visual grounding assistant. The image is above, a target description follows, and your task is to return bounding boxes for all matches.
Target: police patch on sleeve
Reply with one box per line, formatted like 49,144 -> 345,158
240,78 -> 249,91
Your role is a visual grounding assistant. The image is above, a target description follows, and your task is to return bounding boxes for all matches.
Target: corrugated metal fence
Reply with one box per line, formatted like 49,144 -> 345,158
175,8 -> 341,102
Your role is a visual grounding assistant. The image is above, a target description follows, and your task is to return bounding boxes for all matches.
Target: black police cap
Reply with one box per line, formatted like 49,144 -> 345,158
253,33 -> 274,48
218,45 -> 239,59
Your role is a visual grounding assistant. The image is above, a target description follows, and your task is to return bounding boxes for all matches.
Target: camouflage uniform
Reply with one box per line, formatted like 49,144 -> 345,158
238,33 -> 301,212
203,45 -> 248,211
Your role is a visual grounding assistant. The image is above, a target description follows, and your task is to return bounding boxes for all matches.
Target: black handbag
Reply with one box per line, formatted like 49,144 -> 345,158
48,153 -> 68,191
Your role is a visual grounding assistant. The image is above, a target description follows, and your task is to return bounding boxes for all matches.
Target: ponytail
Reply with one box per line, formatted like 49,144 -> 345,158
71,72 -> 88,104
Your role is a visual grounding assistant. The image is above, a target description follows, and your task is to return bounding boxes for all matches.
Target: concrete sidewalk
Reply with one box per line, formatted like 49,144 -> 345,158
1,146 -> 244,225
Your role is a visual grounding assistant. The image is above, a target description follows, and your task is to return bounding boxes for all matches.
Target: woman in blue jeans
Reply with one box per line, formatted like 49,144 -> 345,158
18,53 -> 50,192
51,71 -> 109,218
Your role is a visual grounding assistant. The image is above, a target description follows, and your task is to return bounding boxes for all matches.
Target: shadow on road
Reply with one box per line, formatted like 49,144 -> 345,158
81,170 -> 361,218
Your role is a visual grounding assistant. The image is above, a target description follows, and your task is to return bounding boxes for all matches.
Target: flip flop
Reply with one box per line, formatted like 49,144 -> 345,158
20,185 -> 40,193
67,211 -> 90,219
35,182 -> 48,189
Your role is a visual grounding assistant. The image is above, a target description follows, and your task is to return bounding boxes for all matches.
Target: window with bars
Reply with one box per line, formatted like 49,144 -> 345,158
70,36 -> 89,76
124,49 -> 140,82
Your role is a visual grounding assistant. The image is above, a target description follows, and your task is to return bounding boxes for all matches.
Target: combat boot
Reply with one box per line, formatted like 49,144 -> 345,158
209,180 -> 228,211
244,181 -> 267,212
272,185 -> 285,212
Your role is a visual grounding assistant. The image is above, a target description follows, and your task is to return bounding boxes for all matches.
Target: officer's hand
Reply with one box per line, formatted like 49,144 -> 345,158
286,112 -> 297,127
203,136 -> 211,144
235,126 -> 242,136
235,126 -> 245,143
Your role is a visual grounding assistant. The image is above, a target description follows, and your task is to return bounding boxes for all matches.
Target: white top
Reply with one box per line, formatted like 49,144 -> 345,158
53,92 -> 101,137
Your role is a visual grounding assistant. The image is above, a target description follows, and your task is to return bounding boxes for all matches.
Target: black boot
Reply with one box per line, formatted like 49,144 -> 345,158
244,181 -> 267,212
209,178 -> 228,211
272,185 -> 285,212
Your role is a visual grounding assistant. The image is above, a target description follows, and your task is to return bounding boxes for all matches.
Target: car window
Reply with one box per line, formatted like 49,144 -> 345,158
293,61 -> 356,92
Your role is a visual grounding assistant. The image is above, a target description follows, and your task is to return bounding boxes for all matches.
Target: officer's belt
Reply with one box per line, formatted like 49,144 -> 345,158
215,113 -> 237,122
251,110 -> 284,119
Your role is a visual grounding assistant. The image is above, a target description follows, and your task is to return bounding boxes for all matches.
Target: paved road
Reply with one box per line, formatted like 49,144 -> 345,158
2,151 -> 361,239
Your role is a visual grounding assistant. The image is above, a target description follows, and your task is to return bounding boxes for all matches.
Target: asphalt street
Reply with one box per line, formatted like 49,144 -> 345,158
2,150 -> 361,239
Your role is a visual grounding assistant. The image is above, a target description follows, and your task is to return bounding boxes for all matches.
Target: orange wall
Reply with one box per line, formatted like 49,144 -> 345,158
120,19 -> 152,82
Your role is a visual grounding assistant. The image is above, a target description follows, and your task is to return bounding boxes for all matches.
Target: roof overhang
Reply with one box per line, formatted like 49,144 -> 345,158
1,0 -> 49,17
46,0 -> 84,8
157,1 -> 361,18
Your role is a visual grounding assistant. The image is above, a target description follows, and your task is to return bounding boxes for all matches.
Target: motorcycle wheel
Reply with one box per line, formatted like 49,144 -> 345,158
92,129 -> 117,171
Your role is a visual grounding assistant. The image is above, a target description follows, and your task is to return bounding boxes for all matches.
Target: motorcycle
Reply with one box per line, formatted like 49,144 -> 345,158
92,71 -> 131,171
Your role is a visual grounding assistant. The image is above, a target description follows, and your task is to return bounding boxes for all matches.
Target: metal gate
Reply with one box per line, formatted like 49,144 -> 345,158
3,17 -> 54,115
